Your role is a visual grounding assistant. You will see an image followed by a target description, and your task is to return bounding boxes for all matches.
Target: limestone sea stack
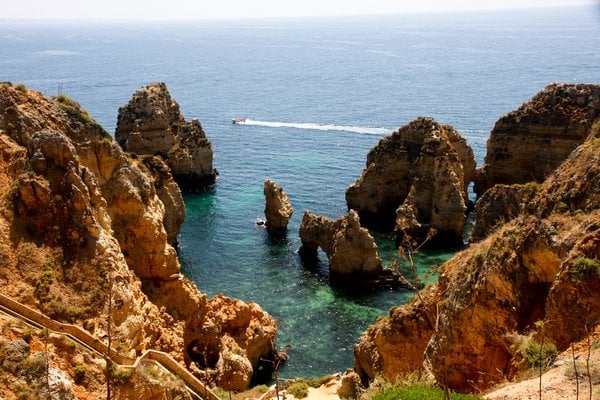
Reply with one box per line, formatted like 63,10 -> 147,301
346,117 -> 475,245
299,210 -> 383,278
263,179 -> 293,236
116,82 -> 217,191
474,83 -> 600,196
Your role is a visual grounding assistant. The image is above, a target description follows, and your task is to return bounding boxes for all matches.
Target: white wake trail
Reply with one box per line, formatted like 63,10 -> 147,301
237,119 -> 390,135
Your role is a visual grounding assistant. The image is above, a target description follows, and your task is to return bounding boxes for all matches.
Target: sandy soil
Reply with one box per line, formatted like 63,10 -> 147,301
486,331 -> 600,400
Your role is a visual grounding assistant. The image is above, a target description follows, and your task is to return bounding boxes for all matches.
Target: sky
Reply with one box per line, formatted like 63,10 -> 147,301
2,0 -> 597,20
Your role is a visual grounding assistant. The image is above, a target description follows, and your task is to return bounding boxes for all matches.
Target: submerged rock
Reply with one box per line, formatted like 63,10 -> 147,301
299,210 -> 383,278
263,179 -> 293,237
474,83 -> 600,196
116,82 -> 217,191
346,117 -> 475,245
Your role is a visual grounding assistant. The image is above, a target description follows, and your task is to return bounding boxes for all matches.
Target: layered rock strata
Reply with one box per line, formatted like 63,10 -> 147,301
0,84 -> 276,394
474,83 -> 600,196
354,119 -> 600,392
346,117 -> 475,245
263,179 -> 293,237
299,210 -> 383,278
116,82 -> 217,191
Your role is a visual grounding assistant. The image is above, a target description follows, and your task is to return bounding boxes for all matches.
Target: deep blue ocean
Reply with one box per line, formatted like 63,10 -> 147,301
1,5 -> 599,378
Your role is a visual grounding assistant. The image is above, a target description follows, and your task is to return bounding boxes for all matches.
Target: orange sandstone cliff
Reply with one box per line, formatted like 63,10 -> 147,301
354,89 -> 600,393
0,83 -> 276,398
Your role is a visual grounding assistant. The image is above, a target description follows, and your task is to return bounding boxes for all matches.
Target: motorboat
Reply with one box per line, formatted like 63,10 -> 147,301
232,117 -> 246,124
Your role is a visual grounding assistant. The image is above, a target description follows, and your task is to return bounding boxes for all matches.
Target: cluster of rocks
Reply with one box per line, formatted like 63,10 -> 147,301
3,78 -> 600,396
116,82 -> 217,192
0,83 -> 276,395
354,82 -> 600,392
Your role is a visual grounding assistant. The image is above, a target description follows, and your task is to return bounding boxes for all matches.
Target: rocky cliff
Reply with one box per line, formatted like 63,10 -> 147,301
474,83 -> 600,196
263,179 -> 293,237
116,82 -> 217,191
469,182 -> 540,242
0,83 -> 276,397
346,117 -> 475,244
355,119 -> 600,392
299,210 -> 383,278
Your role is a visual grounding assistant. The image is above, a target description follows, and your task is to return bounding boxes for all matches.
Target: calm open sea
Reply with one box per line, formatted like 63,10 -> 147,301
1,5 -> 599,378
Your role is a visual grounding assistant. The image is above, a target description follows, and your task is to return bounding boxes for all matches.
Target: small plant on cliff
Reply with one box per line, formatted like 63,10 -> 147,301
287,381 -> 309,398
570,257 -> 600,282
523,338 -> 557,369
373,385 -> 483,400
15,83 -> 27,92
109,363 -> 132,385
55,93 -> 110,137
35,261 -> 55,302
74,364 -> 86,384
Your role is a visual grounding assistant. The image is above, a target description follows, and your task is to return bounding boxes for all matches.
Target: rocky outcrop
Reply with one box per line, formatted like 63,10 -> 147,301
346,117 -> 475,244
354,120 -> 600,392
0,83 -> 276,394
474,83 -> 600,196
116,82 -> 217,191
299,210 -> 383,278
263,179 -> 293,236
469,183 -> 540,242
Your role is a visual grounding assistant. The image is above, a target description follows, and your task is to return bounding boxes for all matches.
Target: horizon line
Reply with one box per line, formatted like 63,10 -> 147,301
0,3 -> 594,23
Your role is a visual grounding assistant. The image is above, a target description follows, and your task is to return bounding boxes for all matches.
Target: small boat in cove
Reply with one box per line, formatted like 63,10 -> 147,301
232,117 -> 246,124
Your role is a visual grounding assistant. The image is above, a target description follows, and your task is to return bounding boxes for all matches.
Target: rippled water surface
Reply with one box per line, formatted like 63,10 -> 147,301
1,5 -> 599,377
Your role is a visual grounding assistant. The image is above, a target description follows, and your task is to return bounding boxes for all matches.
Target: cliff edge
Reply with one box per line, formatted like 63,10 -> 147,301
474,83 -> 600,196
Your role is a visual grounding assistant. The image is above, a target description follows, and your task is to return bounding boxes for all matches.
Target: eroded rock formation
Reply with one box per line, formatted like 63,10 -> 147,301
469,183 -> 540,242
346,117 -> 475,244
116,82 -> 217,191
474,83 -> 600,196
355,120 -> 600,392
263,179 -> 293,236
299,210 -> 383,278
0,84 -> 276,394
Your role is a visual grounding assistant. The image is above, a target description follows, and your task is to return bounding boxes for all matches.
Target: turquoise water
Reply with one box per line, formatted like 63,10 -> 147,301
1,5 -> 599,378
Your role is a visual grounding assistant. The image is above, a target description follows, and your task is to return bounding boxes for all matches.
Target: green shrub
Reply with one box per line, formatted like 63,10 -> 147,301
110,363 -> 132,385
74,364 -> 86,383
554,201 -> 569,213
14,83 -> 26,92
20,352 -> 47,374
522,340 -> 557,369
55,94 -> 110,137
286,381 -> 309,398
570,256 -> 600,281
374,386 -> 483,400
